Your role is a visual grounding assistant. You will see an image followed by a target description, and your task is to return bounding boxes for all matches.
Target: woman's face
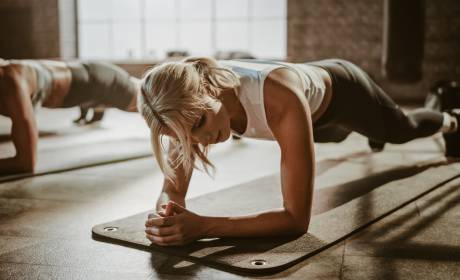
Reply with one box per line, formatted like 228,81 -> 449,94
190,99 -> 232,145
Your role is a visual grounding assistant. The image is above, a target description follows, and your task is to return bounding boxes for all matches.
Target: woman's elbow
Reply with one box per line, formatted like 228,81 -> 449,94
285,212 -> 310,235
293,220 -> 309,235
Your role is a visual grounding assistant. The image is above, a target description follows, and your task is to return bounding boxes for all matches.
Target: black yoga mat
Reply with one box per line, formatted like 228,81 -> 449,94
92,159 -> 459,275
0,138 -> 152,183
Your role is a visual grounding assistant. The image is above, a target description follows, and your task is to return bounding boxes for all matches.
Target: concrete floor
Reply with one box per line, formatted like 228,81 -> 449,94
0,108 -> 459,279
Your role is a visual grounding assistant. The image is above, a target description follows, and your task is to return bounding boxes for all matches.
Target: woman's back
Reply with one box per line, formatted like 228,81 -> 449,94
219,59 -> 331,140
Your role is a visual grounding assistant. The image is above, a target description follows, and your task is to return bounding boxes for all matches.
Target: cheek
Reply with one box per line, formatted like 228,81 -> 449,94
220,111 -> 231,130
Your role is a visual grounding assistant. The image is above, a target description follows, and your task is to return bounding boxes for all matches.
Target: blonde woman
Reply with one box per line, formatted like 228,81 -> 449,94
140,57 -> 459,246
0,59 -> 139,175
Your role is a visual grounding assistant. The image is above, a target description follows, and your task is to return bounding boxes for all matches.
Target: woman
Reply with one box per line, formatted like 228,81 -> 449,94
0,59 -> 140,174
139,57 -> 459,246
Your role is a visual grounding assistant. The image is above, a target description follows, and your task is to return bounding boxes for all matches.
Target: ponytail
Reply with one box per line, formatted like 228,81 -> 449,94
183,56 -> 240,98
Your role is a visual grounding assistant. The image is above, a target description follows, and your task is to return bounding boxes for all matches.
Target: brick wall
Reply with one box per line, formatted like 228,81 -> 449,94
288,0 -> 460,102
0,0 -> 76,59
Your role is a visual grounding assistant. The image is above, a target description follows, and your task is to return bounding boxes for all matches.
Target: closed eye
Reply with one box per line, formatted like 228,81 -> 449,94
194,114 -> 206,129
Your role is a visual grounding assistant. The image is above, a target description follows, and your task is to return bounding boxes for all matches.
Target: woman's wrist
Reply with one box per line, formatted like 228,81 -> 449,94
200,216 -> 226,238
200,216 -> 213,238
167,191 -> 186,206
156,191 -> 186,211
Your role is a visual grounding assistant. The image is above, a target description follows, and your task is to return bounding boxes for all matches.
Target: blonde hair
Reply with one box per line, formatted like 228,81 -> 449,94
138,56 -> 240,183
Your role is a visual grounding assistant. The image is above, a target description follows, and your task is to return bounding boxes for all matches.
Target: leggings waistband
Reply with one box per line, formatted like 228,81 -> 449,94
64,61 -> 137,109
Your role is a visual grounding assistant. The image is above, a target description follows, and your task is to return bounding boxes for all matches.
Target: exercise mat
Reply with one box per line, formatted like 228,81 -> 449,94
0,138 -> 151,183
92,161 -> 460,275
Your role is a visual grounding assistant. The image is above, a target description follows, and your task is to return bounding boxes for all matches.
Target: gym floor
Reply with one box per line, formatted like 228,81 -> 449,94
0,108 -> 459,279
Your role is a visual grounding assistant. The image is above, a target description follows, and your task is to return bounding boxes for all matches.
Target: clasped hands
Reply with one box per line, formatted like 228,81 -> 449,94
145,201 -> 205,246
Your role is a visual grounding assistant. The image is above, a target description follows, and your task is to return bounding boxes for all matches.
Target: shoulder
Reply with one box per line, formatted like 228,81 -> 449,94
263,66 -> 313,146
0,62 -> 35,118
0,62 -> 34,98
263,67 -> 308,126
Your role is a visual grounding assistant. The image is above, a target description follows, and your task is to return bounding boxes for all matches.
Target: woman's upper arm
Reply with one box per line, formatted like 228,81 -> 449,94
267,84 -> 316,232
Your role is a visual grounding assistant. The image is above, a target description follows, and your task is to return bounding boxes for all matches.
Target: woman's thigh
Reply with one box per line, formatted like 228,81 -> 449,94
323,60 -> 405,142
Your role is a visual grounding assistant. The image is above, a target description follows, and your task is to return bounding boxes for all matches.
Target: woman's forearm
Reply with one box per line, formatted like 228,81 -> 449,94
202,208 -> 308,238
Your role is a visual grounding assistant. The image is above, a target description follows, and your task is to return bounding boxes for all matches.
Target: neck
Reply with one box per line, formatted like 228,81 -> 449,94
219,86 -> 246,134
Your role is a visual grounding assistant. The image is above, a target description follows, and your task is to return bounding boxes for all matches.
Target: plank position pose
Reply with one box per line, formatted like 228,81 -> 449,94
0,59 -> 140,175
139,57 -> 459,246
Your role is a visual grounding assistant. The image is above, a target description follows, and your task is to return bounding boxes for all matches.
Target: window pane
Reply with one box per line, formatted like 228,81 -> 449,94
145,21 -> 177,59
252,0 -> 286,19
216,0 -> 249,19
145,0 -> 177,20
113,23 -> 142,59
77,0 -> 287,60
78,0 -> 112,21
112,0 -> 141,21
79,23 -> 112,59
216,21 -> 249,51
251,19 -> 286,59
178,0 -> 212,20
179,21 -> 212,55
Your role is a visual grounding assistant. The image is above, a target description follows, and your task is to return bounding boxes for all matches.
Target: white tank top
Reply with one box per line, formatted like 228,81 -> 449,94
220,59 -> 327,140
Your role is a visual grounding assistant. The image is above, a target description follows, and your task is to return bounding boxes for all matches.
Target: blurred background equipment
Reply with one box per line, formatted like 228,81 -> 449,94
382,0 -> 425,83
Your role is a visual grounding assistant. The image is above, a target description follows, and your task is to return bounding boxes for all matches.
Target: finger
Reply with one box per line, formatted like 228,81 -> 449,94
145,216 -> 174,227
155,240 -> 183,246
165,202 -> 174,216
147,235 -> 181,246
146,233 -> 183,246
145,225 -> 177,236
147,212 -> 159,219
145,217 -> 167,227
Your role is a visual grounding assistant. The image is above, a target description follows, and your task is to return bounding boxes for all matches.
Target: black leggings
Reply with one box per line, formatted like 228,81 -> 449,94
309,59 -> 443,144
62,61 -> 137,110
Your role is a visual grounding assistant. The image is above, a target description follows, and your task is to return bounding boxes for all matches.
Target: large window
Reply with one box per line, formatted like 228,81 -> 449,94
77,0 -> 286,60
